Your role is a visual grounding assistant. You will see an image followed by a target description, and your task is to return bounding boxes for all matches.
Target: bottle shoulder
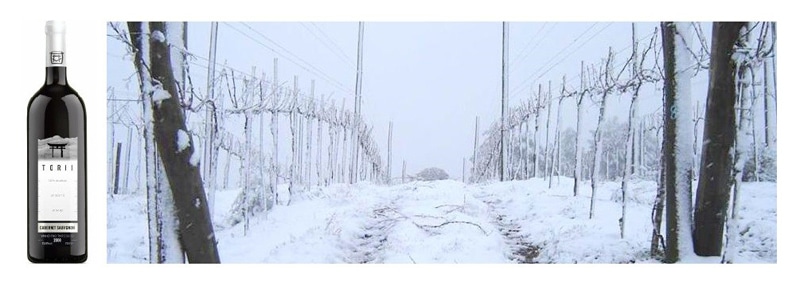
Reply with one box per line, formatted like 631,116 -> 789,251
33,83 -> 79,98
31,83 -> 82,100
28,84 -> 85,112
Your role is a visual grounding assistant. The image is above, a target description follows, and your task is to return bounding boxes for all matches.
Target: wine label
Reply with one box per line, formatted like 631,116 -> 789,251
37,135 -> 78,232
37,222 -> 78,233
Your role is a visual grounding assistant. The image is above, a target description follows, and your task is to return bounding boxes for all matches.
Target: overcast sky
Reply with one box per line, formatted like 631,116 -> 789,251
107,22 -> 714,180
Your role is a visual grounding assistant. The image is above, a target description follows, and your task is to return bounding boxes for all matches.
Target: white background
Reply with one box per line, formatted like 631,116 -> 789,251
0,0 -> 795,281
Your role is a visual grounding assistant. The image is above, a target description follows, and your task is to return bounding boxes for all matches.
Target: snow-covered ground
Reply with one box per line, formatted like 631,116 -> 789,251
107,178 -> 776,263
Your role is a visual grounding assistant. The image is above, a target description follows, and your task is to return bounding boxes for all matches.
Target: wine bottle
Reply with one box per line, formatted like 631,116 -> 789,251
27,21 -> 87,263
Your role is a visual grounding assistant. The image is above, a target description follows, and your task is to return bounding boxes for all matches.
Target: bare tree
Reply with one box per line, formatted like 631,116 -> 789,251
589,47 -> 624,219
618,24 -> 658,238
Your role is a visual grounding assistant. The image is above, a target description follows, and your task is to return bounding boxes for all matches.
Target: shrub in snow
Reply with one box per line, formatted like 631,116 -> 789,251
416,167 -> 450,181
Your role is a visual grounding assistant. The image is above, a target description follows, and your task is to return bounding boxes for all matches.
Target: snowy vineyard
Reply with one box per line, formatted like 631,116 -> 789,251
108,22 -> 388,263
106,21 -> 777,264
473,22 -> 777,262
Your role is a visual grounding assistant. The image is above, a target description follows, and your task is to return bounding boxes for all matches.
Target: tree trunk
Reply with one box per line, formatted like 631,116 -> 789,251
307,86 -> 314,188
472,116 -> 479,183
661,21 -> 698,263
604,150 -> 610,181
621,86 -> 640,238
203,22 -> 219,215
271,58 -> 280,204
589,90 -> 610,219
123,127 -> 134,193
573,62 -> 586,197
328,122 -> 336,185
113,142 -> 122,194
692,102 -> 701,181
763,23 -> 777,150
639,120 -> 645,175
297,102 -> 304,185
554,94 -> 563,178
341,124 -> 348,183
128,22 -> 219,262
630,118 -> 636,177
749,69 -> 760,182
146,22 -> 220,263
127,21 -> 185,264
620,23 -> 641,239
694,22 -> 745,257
222,153 -> 231,191
509,125 -> 515,179
402,160 -> 407,183
289,76 -> 298,203
500,22 -> 509,181
387,121 -> 393,184
462,157 -> 466,182
724,24 -> 755,262
518,124 -> 524,179
544,81 -> 553,182
549,92 -> 563,189
524,118 -> 530,179
317,100 -> 324,187
651,152 -> 667,258
351,22 -> 365,184
232,113 -> 255,228
154,154 -> 183,263
573,97 -> 582,197
533,84 -> 542,178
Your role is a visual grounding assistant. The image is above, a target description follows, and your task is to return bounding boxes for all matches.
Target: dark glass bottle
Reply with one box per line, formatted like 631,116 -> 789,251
27,21 -> 87,263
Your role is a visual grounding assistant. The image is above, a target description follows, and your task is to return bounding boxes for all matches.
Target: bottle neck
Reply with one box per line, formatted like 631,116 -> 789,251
45,21 -> 67,85
46,25 -> 66,68
45,67 -> 68,85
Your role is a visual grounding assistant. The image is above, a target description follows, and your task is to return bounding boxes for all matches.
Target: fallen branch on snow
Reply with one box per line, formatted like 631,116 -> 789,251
415,220 -> 489,236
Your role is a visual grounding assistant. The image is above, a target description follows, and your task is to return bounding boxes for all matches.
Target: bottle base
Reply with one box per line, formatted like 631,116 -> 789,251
28,253 -> 87,263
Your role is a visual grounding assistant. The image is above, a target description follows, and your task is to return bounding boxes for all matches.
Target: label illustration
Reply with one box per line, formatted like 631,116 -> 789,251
37,135 -> 78,233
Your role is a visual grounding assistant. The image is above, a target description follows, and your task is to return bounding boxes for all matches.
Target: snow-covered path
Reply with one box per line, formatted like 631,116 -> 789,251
215,181 -> 510,263
107,178 -> 777,263
481,197 -> 540,263
471,177 -> 656,263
